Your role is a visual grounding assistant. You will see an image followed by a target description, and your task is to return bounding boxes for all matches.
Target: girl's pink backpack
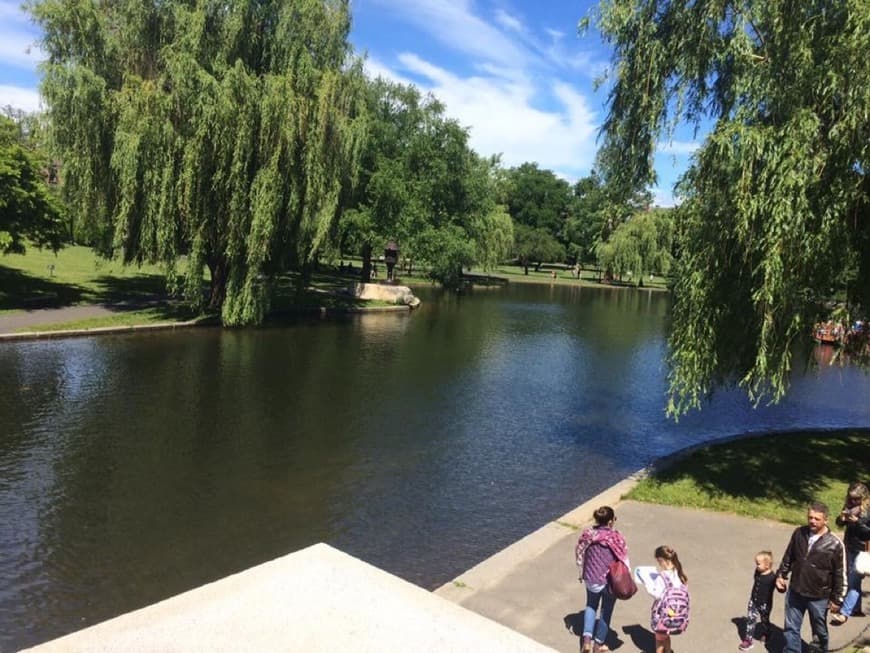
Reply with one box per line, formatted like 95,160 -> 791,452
651,574 -> 690,634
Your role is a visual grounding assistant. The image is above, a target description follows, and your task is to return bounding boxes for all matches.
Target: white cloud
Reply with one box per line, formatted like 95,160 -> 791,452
363,57 -> 415,87
650,186 -> 680,208
657,139 -> 701,155
370,0 -> 533,69
0,85 -> 41,112
494,9 -> 523,33
393,53 -> 598,176
0,1 -> 44,70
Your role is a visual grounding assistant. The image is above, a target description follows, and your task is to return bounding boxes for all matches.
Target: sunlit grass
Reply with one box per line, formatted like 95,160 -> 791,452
628,430 -> 870,524
16,306 -> 202,332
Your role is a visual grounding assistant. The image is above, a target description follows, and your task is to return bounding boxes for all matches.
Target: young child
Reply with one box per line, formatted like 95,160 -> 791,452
738,551 -> 776,650
635,545 -> 689,653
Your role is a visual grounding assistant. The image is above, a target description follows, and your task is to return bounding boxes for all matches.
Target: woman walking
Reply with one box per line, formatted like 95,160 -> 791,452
831,481 -> 870,624
575,506 -> 630,653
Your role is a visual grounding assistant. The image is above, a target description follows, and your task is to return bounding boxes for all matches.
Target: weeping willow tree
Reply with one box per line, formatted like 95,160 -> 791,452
595,0 -> 870,415
29,0 -> 366,324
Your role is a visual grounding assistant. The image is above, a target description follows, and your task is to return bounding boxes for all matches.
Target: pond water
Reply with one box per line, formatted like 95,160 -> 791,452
1,282 -> 868,649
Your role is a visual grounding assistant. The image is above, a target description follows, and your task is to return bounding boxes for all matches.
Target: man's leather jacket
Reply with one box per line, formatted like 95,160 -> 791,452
776,525 -> 846,603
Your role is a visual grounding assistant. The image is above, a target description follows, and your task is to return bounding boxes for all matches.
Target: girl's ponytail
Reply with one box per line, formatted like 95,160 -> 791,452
654,545 -> 688,584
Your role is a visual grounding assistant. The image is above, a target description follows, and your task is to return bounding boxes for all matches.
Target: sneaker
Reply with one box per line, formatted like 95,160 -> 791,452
738,639 -> 754,651
830,613 -> 848,625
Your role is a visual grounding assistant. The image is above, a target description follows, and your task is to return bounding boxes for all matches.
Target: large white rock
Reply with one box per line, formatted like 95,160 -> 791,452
349,282 -> 421,307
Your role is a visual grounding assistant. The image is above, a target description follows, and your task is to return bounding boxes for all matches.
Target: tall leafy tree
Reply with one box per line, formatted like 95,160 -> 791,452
596,0 -> 870,414
504,162 -> 572,239
30,0 -> 366,324
0,114 -> 64,254
596,208 -> 673,284
513,224 -> 566,274
342,78 -> 509,286
564,173 -> 609,266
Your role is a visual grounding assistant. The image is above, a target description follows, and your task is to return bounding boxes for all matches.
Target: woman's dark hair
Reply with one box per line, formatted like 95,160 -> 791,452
654,545 -> 688,584
593,506 -> 615,526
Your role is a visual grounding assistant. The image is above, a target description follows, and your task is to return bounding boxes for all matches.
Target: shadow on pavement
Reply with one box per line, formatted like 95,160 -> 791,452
731,616 -> 787,651
621,623 -> 655,651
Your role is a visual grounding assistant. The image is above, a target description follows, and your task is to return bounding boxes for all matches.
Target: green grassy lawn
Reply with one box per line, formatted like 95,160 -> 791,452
1,248 -> 401,328
483,264 -> 671,290
628,430 -> 870,524
0,245 -> 169,310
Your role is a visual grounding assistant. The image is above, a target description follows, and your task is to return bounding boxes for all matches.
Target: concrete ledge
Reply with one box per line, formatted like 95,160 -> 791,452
24,543 -> 556,653
0,318 -> 215,343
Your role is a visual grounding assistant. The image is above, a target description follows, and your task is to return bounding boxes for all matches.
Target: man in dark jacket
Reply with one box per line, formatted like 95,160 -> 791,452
776,501 -> 847,653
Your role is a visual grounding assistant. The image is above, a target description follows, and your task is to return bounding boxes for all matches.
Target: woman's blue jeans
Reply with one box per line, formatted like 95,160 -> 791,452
841,549 -> 864,616
583,586 -> 616,644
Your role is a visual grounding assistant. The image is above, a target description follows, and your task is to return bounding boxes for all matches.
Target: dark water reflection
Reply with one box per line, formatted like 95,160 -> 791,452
1,283 -> 868,648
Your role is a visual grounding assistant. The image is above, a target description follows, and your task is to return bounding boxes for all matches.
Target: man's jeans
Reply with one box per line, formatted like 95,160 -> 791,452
784,589 -> 828,653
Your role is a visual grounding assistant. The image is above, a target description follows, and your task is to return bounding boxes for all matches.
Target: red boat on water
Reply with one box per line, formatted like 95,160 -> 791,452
813,321 -> 844,345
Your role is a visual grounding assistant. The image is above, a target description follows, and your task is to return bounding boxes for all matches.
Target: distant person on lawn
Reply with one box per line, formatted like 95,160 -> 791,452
831,481 -> 870,625
775,501 -> 846,653
575,506 -> 630,653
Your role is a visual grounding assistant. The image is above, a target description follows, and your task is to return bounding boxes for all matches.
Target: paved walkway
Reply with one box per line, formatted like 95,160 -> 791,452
438,499 -> 869,653
0,304 -> 128,333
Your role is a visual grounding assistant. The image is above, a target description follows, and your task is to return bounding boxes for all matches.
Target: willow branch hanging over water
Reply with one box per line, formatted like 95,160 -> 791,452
29,0 -> 367,325
595,0 -> 870,416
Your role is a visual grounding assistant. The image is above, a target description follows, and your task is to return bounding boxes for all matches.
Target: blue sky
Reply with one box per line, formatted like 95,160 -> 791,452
0,0 -> 701,205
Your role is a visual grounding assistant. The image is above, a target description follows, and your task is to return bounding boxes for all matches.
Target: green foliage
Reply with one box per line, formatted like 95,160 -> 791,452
564,173 -> 609,265
30,0 -> 366,325
415,224 -> 476,287
596,0 -> 870,415
513,223 -> 566,270
597,208 -> 674,282
342,78 -> 505,285
504,162 -> 572,237
470,204 -> 514,270
0,114 -> 64,254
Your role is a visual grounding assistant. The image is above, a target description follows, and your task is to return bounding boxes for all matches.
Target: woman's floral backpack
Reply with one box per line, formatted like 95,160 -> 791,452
651,573 -> 690,634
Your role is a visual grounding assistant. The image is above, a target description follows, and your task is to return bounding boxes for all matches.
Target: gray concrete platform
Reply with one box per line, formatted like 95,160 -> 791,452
22,543 -> 555,652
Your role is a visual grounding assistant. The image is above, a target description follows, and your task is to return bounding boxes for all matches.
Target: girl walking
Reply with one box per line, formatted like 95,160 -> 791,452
635,545 -> 690,653
738,550 -> 777,650
575,506 -> 630,653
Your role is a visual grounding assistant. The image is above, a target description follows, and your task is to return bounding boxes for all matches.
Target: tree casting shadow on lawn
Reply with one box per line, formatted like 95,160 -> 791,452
651,430 -> 870,508
0,265 -> 86,309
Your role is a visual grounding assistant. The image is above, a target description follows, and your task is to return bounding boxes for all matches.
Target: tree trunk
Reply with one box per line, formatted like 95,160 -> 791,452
207,258 -> 228,313
361,242 -> 372,282
295,260 -> 312,304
